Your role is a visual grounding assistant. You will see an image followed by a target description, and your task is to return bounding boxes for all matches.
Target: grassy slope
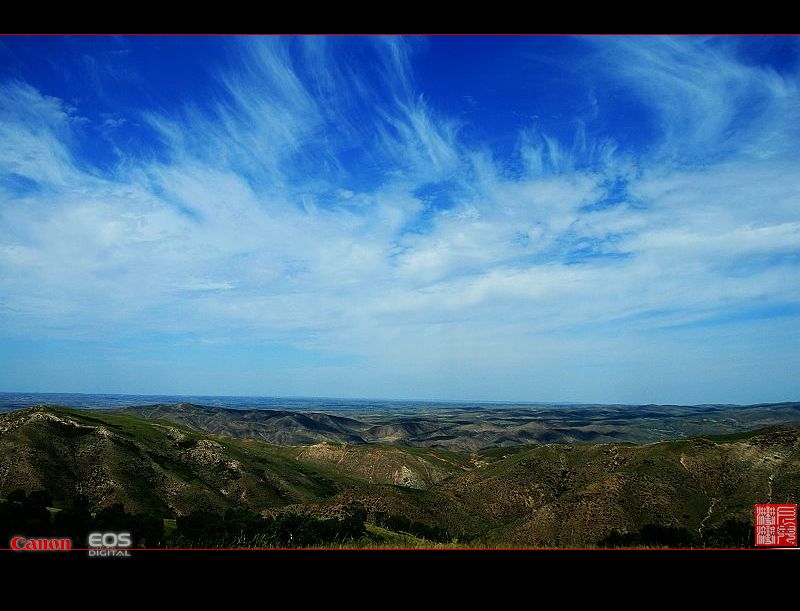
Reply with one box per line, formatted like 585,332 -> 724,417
1,406 -> 798,547
112,401 -> 800,450
445,431 -> 800,546
0,407 -> 470,518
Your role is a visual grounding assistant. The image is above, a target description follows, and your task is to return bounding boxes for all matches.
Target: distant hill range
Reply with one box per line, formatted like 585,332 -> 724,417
108,401 -> 800,451
0,405 -> 798,546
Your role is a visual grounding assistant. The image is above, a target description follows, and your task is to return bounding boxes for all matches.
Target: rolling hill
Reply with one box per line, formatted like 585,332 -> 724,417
110,401 -> 800,451
1,405 -> 797,546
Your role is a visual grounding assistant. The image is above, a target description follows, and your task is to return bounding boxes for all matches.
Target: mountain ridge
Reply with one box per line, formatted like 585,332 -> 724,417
1,405 -> 798,546
103,400 -> 800,451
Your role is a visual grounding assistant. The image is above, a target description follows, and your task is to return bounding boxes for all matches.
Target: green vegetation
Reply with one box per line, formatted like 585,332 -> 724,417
701,519 -> 754,548
702,429 -> 780,442
0,490 -> 165,547
112,400 -> 800,450
599,524 -> 698,548
0,490 -> 369,548
1,405 -> 797,548
598,519 -> 754,548
171,505 -> 367,548
372,512 -> 454,543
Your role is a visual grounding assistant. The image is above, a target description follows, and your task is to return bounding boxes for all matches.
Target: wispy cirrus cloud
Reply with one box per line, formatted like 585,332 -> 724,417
584,36 -> 800,160
0,36 -> 798,402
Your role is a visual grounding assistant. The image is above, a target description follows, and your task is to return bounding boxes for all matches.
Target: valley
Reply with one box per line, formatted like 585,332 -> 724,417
1,403 -> 798,547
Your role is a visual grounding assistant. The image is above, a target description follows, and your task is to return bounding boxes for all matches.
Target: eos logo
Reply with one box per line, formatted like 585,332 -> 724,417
88,532 -> 132,557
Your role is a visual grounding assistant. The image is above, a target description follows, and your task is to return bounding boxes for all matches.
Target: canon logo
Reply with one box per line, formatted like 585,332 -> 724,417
10,536 -> 72,551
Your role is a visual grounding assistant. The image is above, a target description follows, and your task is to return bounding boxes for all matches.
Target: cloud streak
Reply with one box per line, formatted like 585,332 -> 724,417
1,36 -> 799,403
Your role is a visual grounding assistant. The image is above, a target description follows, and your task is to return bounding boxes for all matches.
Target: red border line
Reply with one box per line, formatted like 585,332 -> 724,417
1,546 -> 795,551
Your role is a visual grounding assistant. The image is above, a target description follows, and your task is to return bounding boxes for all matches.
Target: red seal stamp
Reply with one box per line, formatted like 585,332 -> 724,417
754,504 -> 797,547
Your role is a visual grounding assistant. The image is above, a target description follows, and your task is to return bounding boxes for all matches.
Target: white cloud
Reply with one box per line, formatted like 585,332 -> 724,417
585,36 -> 800,161
1,37 -> 799,402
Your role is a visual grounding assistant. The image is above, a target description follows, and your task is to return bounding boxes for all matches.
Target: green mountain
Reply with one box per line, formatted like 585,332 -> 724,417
0,406 -> 466,516
111,401 -> 800,451
1,405 -> 797,547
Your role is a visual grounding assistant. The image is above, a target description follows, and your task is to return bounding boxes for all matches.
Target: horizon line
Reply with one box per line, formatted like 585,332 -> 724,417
1,390 -> 797,409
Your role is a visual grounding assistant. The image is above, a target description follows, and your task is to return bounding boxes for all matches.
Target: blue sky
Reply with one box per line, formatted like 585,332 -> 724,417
1,35 -> 799,404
